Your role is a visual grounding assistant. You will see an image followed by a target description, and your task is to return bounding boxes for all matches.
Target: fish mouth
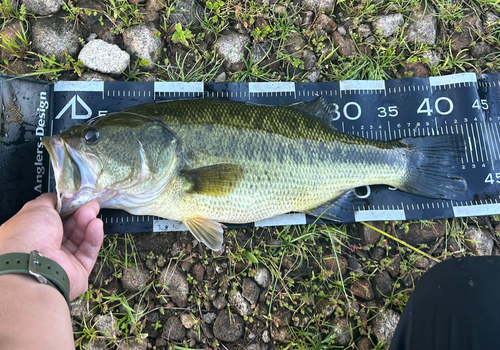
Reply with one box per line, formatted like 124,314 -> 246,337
42,136 -> 100,216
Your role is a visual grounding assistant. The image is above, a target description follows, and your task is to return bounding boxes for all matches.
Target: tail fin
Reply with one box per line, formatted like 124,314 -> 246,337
397,134 -> 467,200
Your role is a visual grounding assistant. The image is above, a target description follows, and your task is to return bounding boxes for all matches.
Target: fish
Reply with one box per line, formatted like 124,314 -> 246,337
42,97 -> 467,250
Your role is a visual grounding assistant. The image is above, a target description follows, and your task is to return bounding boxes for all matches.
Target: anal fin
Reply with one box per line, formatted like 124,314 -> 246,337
306,190 -> 356,223
183,217 -> 225,251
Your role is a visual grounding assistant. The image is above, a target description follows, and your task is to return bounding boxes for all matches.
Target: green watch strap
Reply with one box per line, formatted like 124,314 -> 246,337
0,251 -> 70,307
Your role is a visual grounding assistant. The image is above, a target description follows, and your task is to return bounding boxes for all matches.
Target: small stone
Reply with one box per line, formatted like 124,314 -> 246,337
250,41 -> 272,64
383,254 -> 401,278
350,279 -> 374,301
356,336 -> 372,350
329,318 -> 352,346
31,16 -> 81,61
282,31 -> 306,56
202,312 -> 217,324
23,0 -> 62,15
201,322 -> 214,339
86,339 -> 108,350
228,289 -> 252,316
192,263 -> 205,282
402,62 -> 430,78
450,14 -> 481,52
273,310 -> 291,327
168,0 -> 203,26
357,23 -> 372,38
423,50 -> 440,66
159,266 -> 189,307
372,272 -> 394,298
254,266 -> 271,288
79,39 -> 130,75
411,255 -> 429,269
162,316 -> 186,341
322,255 -> 348,275
123,23 -> 162,70
246,344 -> 261,350
180,313 -> 196,329
181,259 -> 193,272
372,14 -> 403,37
307,68 -> 321,82
187,328 -> 204,343
486,11 -> 499,25
212,293 -> 228,310
242,278 -> 260,305
301,0 -> 335,14
116,339 -> 147,350
213,309 -> 244,342
464,226 -> 494,256
262,329 -> 271,343
471,42 -> 492,59
359,221 -> 383,246
206,288 -> 217,301
94,314 -> 118,339
370,247 -> 386,261
316,299 -> 335,317
271,325 -> 291,343
315,14 -> 337,33
215,31 -> 250,72
70,298 -> 94,321
394,220 -> 445,245
372,310 -> 400,347
77,72 -> 115,82
302,49 -> 317,71
404,4 -> 437,45
146,0 -> 165,12
121,267 -> 149,292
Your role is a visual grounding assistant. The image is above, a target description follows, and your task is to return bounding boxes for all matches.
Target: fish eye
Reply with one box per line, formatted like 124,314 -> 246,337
83,127 -> 100,145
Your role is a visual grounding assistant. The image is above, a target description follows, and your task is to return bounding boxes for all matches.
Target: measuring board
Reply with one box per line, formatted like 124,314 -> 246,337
2,72 -> 500,234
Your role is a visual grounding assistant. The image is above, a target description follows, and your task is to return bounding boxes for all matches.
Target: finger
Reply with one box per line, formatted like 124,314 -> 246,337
63,201 -> 100,242
23,193 -> 58,211
73,218 -> 104,275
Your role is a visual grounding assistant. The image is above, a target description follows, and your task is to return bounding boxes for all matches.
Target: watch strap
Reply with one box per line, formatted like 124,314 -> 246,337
0,251 -> 70,307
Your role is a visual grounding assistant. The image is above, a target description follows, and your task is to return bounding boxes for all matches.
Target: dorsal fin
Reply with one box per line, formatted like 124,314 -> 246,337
284,95 -> 338,130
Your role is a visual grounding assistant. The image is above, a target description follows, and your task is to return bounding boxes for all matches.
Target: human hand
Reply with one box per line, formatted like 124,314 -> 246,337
0,193 -> 104,300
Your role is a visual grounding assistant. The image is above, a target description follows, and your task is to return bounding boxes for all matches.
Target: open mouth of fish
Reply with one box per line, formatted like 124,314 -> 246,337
42,136 -> 100,216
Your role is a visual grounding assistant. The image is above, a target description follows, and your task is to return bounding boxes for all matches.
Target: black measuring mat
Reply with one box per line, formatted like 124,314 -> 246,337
2,73 -> 500,234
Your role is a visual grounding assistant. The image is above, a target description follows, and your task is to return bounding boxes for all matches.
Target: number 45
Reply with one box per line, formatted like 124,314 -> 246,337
472,99 -> 488,110
485,172 -> 500,184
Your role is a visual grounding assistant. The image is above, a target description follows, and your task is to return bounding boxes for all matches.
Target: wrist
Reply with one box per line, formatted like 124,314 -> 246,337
0,251 -> 71,307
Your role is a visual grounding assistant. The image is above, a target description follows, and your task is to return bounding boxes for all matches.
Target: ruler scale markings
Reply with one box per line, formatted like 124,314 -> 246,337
469,123 -> 479,163
488,123 -> 500,160
484,123 -> 496,161
462,124 -> 470,163
476,123 -> 486,162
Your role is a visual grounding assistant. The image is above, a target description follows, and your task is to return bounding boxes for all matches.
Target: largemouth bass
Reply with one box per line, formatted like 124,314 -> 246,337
42,97 -> 467,250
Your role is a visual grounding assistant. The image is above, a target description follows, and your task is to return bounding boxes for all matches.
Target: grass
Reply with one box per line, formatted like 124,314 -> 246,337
1,0 -> 499,348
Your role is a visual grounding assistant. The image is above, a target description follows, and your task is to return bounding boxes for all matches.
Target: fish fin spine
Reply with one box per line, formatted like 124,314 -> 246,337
183,217 -> 225,251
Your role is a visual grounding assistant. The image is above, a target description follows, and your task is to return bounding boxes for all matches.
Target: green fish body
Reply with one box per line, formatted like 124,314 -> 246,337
43,98 -> 467,250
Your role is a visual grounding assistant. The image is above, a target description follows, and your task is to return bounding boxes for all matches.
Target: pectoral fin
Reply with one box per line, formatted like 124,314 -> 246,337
181,164 -> 243,196
183,217 -> 225,251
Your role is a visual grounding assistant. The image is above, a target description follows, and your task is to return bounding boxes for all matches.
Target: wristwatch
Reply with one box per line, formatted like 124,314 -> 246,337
0,250 -> 70,307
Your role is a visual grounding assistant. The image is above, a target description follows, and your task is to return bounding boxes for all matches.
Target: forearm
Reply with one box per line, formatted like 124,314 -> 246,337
0,274 -> 74,350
